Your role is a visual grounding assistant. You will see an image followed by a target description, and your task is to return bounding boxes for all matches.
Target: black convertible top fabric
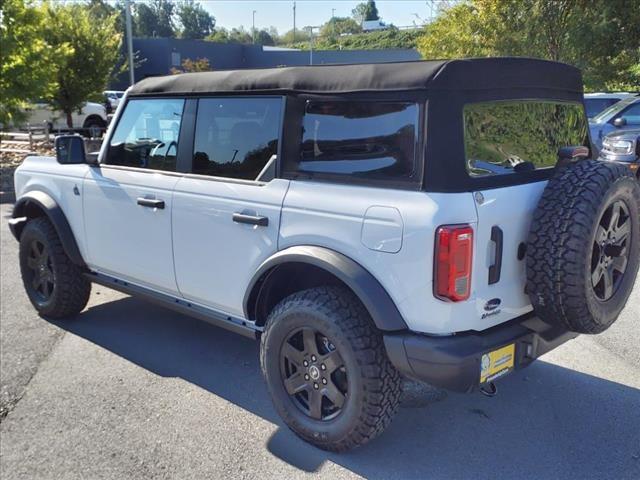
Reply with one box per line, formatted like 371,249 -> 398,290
129,57 -> 583,96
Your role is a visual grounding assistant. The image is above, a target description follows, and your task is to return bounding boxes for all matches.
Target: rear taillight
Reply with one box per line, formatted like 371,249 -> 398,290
434,224 -> 473,302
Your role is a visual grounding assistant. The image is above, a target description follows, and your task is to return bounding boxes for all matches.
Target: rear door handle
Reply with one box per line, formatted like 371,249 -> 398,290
488,225 -> 503,285
137,197 -> 165,209
232,213 -> 268,227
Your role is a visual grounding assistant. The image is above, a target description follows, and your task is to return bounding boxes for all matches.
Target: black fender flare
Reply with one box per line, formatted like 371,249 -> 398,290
11,191 -> 86,268
243,245 -> 408,332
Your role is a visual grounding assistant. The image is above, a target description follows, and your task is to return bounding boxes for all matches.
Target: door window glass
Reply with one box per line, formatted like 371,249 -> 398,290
295,101 -> 419,183
463,101 -> 588,177
106,98 -> 185,172
192,98 -> 282,181
619,102 -> 640,126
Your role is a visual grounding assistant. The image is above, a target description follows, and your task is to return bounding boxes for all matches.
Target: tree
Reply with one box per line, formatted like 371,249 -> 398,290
45,4 -> 122,127
254,29 -> 275,46
417,0 -> 640,91
206,28 -> 230,43
0,0 -> 67,125
134,0 -> 176,38
320,17 -> 362,38
352,1 -> 380,24
177,0 -> 215,39
205,26 -> 252,44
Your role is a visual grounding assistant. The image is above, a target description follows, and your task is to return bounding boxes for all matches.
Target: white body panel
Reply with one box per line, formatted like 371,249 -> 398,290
13,157 -> 91,260
471,182 -> 546,324
82,166 -> 180,294
171,177 -> 289,316
279,181 -> 482,335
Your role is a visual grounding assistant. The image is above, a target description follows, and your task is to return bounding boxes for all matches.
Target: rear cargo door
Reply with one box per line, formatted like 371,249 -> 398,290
463,99 -> 590,329
472,182 -> 545,327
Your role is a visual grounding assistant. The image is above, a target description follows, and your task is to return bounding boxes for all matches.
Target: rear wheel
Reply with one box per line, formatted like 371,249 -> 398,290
527,160 -> 640,333
19,217 -> 91,318
260,286 -> 402,452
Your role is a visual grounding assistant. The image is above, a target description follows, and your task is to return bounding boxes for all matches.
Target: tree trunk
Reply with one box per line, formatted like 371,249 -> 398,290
65,111 -> 73,129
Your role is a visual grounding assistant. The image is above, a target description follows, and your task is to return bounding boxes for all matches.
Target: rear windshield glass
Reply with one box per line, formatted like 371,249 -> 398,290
463,100 -> 588,177
295,101 -> 419,184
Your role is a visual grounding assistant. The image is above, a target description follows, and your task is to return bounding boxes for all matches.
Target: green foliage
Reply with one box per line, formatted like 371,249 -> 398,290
46,3 -> 122,127
177,0 -> 215,39
285,28 -> 421,51
417,0 -> 640,91
0,0 -> 66,126
206,26 -> 276,45
134,0 -> 176,38
352,0 -> 380,24
319,17 -> 362,39
464,101 -> 588,175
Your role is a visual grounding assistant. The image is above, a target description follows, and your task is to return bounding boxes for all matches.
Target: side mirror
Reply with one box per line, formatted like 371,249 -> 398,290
558,145 -> 590,166
613,117 -> 627,127
55,135 -> 86,164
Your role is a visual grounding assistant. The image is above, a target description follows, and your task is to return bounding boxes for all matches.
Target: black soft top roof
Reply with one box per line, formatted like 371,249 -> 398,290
129,57 -> 583,96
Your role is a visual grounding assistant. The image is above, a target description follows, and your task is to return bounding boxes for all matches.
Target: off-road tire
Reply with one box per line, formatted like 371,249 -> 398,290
19,217 -> 91,318
260,286 -> 402,452
527,160 -> 640,334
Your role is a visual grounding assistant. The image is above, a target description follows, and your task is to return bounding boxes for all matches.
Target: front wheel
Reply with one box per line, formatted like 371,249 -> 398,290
260,286 -> 402,452
19,217 -> 91,318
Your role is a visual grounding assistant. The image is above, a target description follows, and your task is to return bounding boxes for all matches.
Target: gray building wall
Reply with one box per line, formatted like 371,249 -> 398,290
112,38 -> 421,89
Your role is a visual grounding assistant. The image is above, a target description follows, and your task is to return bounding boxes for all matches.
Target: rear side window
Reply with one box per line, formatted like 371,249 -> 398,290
463,101 -> 588,177
294,101 -> 419,184
106,98 -> 185,172
192,97 -> 282,181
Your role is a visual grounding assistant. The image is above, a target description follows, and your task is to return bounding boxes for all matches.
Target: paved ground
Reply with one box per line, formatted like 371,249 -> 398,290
1,202 -> 639,479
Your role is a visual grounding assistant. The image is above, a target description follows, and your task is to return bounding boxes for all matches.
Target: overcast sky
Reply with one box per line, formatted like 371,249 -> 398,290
201,1 -> 443,33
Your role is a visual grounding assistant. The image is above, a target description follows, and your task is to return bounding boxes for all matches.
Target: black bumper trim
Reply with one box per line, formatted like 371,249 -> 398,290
384,315 -> 578,393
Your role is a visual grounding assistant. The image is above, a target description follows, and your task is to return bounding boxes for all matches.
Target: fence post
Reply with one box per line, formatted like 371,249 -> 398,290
28,126 -> 34,151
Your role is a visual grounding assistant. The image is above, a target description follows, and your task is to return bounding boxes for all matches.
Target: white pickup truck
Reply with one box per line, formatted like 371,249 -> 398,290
20,101 -> 108,134
8,58 -> 640,452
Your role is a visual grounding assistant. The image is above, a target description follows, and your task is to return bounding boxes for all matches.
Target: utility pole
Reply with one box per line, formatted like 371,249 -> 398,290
305,26 -> 319,65
252,10 -> 256,43
293,1 -> 296,42
125,0 -> 135,85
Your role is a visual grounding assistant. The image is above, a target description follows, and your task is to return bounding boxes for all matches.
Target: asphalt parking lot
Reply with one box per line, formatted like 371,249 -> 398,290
1,202 -> 639,479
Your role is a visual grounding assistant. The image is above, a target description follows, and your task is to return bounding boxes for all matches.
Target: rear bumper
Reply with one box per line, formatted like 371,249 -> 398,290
384,315 -> 577,393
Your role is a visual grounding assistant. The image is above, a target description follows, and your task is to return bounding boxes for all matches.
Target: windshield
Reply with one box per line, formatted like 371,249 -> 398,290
592,97 -> 637,123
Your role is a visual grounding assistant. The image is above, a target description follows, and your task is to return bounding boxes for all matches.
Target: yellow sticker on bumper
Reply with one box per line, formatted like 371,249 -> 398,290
480,344 -> 515,384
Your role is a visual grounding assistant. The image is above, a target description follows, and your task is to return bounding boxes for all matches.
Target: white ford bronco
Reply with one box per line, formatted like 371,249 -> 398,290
9,58 -> 640,452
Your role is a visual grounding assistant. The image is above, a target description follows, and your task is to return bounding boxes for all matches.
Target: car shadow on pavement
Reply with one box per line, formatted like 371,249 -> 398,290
49,296 -> 640,480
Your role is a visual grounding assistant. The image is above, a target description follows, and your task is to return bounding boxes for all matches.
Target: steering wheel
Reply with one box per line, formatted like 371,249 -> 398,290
163,141 -> 178,165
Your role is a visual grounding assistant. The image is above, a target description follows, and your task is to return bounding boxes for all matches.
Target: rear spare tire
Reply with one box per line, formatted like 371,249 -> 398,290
527,160 -> 640,334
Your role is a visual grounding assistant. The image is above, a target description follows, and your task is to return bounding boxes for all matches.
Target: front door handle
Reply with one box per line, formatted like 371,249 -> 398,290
232,213 -> 268,227
137,197 -> 165,209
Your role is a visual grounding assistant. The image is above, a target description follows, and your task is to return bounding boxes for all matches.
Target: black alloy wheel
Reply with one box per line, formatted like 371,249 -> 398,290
591,200 -> 631,301
24,238 -> 55,304
280,327 -> 348,421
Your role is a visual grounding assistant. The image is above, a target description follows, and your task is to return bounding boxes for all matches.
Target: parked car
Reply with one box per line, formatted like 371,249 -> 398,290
8,58 -> 640,452
598,128 -> 640,178
589,95 -> 640,150
584,92 -> 635,119
104,90 -> 125,112
20,101 -> 108,136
